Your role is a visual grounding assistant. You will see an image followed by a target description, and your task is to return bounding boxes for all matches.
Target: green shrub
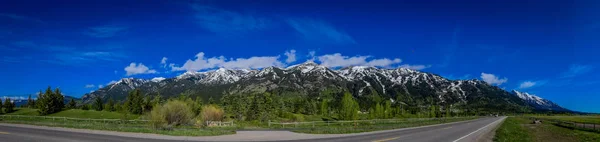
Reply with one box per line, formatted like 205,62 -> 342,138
200,105 -> 224,126
149,100 -> 194,129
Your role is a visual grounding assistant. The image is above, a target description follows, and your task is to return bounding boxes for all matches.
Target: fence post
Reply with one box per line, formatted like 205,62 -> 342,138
312,122 -> 315,128
268,120 -> 271,127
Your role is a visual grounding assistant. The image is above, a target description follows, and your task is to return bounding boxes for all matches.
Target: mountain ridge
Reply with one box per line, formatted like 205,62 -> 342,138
82,62 -> 570,113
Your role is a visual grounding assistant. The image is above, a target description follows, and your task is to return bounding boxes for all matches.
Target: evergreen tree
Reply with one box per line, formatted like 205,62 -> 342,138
54,88 -> 64,112
35,90 -> 43,109
67,98 -> 76,109
37,87 -> 53,115
106,98 -> 115,112
339,92 -> 359,120
142,95 -> 152,112
4,98 -> 15,113
125,89 -> 143,114
81,104 -> 90,110
208,97 -> 215,105
93,96 -> 103,111
0,98 -> 3,113
26,94 -> 35,108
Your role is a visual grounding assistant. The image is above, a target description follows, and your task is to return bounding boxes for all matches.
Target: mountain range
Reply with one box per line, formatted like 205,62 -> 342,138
81,61 -> 570,113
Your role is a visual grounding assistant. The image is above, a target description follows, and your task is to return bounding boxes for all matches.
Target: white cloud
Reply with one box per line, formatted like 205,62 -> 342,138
317,53 -> 402,68
284,50 -> 297,63
98,85 -> 104,88
84,84 -> 95,88
160,57 -> 168,67
171,52 -> 284,71
151,77 -> 166,82
107,80 -> 118,85
124,63 -> 157,76
481,73 -> 508,85
519,81 -> 536,89
366,58 -> 402,67
398,64 -> 431,70
221,56 -> 283,69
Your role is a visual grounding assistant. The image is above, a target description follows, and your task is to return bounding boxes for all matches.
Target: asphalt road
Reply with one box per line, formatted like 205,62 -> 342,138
0,117 -> 506,142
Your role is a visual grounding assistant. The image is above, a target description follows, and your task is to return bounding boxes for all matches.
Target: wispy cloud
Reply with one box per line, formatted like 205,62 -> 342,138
518,81 -> 536,89
9,41 -> 126,65
287,18 -> 355,44
160,57 -> 168,68
190,4 -> 269,36
0,13 -> 44,24
284,50 -> 297,63
83,25 -> 128,38
481,73 -> 508,86
398,64 -> 431,70
561,64 -> 593,78
84,84 -> 96,88
317,53 -> 402,68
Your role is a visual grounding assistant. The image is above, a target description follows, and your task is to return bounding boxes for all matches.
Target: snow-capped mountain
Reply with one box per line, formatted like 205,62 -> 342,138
512,90 -> 568,111
81,62 -> 569,113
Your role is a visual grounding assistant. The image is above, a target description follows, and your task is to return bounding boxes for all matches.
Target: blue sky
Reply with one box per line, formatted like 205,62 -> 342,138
1,0 -> 598,112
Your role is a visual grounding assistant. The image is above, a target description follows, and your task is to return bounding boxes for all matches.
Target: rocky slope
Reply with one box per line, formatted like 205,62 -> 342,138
82,61 -> 569,113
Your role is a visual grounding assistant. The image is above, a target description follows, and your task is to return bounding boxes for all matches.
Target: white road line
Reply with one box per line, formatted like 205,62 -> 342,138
452,117 -> 505,142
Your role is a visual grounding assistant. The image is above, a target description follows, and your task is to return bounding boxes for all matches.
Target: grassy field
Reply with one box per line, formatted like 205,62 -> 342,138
534,115 -> 600,124
494,117 -> 600,142
272,117 -> 479,134
4,108 -> 139,120
494,117 -> 532,142
0,108 -> 235,136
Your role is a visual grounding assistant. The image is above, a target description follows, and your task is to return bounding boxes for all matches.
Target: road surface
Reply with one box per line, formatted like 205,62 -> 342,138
0,117 -> 506,142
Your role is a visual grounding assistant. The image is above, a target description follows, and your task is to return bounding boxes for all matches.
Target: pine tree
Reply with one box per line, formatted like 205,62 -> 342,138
81,104 -> 90,110
38,87 -> 53,115
36,90 -> 43,109
106,98 -> 115,111
54,88 -> 64,112
142,95 -> 152,112
67,98 -> 76,109
208,97 -> 215,105
93,96 -> 103,111
125,89 -> 143,114
339,92 -> 359,120
0,98 -> 4,113
4,98 -> 14,113
26,94 -> 35,108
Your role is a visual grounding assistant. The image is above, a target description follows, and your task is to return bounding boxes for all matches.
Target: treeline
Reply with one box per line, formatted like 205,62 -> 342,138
19,87 -> 67,115
1,97 -> 16,114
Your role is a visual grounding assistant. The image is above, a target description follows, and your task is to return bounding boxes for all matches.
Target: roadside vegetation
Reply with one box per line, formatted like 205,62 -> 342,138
494,117 -> 600,142
2,86 -> 488,136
